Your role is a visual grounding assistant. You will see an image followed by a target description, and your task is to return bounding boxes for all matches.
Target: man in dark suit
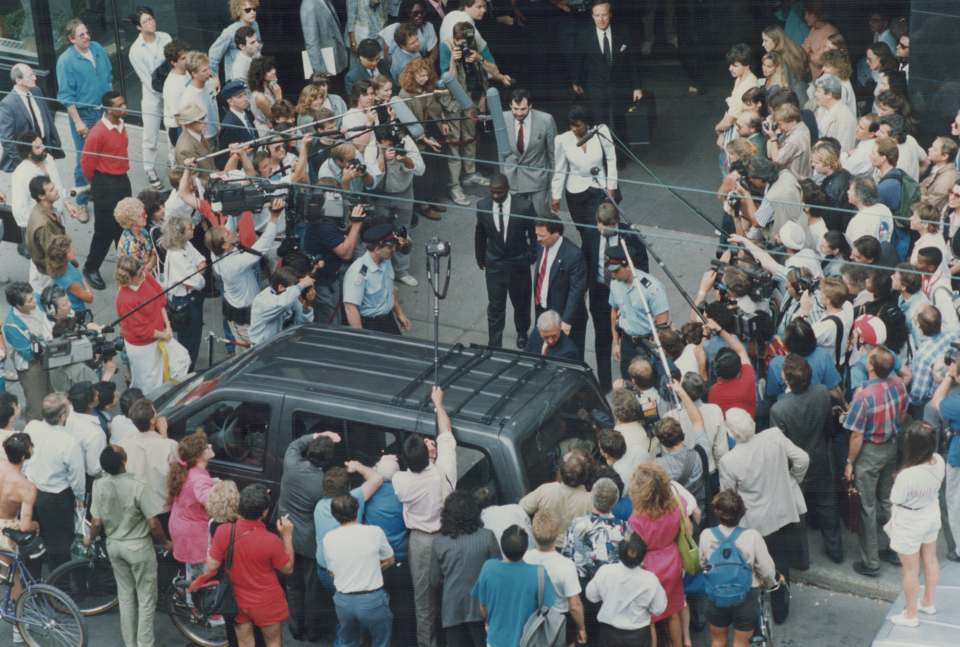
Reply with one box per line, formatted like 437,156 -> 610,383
476,174 -> 538,349
344,39 -> 391,98
532,212 -> 588,359
217,80 -> 259,170
524,310 -> 580,360
572,0 -> 642,169
0,64 -> 62,173
581,203 -> 648,392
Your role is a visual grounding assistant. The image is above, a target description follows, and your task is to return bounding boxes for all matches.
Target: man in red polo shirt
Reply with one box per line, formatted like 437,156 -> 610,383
208,483 -> 294,646
80,91 -> 131,291
705,318 -> 757,419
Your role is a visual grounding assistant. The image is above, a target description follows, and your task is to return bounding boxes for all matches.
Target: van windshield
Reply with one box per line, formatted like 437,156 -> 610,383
519,385 -> 614,491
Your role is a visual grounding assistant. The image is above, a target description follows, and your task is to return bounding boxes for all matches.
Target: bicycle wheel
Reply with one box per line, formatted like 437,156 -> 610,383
165,585 -> 228,647
15,583 -> 88,647
44,558 -> 118,616
754,590 -> 776,647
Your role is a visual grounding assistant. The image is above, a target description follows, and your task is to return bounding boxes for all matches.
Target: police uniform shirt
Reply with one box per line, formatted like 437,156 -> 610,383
608,270 -> 669,337
343,252 -> 395,316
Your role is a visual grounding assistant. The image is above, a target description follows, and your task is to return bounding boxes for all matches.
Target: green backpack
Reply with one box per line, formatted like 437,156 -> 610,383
892,170 -> 922,229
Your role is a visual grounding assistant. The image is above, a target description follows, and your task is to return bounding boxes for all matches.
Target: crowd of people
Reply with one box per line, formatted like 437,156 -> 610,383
0,2 -> 957,647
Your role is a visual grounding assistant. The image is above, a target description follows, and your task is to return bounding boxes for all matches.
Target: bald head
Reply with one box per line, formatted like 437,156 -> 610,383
917,304 -> 942,337
737,110 -> 762,136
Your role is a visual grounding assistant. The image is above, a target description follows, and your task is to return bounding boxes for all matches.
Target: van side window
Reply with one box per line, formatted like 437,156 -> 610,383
456,446 -> 495,493
343,422 -> 399,467
186,400 -> 272,471
292,412 -> 348,466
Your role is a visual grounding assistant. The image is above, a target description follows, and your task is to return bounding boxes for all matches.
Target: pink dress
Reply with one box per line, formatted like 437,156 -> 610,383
169,466 -> 214,564
628,499 -> 686,622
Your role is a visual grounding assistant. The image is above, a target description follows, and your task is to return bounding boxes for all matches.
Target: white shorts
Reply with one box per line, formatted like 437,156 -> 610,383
884,507 -> 941,555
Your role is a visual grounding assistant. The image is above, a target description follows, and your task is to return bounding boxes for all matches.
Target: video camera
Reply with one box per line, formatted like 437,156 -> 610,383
710,259 -> 776,302
287,185 -> 372,232
796,274 -> 821,295
32,328 -> 125,371
208,176 -> 292,215
945,342 -> 960,367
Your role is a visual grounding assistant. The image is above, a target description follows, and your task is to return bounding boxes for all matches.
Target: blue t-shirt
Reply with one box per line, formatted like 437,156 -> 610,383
766,347 -> 842,401
364,483 -> 409,561
471,559 -> 554,647
314,485 -> 365,568
302,222 -> 347,280
849,351 -> 903,393
936,394 -> 960,467
52,265 -> 87,312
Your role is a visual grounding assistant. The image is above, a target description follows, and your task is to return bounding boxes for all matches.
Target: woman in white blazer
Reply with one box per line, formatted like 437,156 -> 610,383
551,105 -> 618,236
718,407 -> 809,624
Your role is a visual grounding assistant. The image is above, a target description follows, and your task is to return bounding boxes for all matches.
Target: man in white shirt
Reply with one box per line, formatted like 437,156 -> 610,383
161,40 -> 190,165
392,386 -> 456,647
475,486 -> 535,556
524,510 -> 586,647
116,398 -> 178,524
842,115 -> 881,176
663,373 -> 729,476
439,0 -> 490,55
23,393 -> 86,570
127,7 -> 172,190
323,494 -> 395,647
813,75 -> 857,153
598,429 -> 649,485
110,388 -> 144,444
878,114 -> 925,182
845,174 -> 894,245
915,247 -> 960,335
65,383 -> 107,484
230,26 -> 260,82
11,133 -> 78,238
179,51 -> 220,144
800,277 -> 855,368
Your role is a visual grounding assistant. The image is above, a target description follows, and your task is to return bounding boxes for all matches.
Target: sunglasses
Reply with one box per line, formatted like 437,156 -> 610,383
243,6 -> 256,12
951,191 -> 960,198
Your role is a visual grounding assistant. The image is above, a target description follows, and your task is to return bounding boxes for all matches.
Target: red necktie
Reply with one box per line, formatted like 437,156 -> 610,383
517,120 -> 525,155
535,249 -> 548,305
542,342 -> 548,355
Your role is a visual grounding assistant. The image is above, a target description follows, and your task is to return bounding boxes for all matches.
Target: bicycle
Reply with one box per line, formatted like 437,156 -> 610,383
0,528 -> 88,647
750,580 -> 781,647
45,540 -> 226,647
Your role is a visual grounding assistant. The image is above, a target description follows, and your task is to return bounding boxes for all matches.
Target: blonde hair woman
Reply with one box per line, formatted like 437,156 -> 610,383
761,52 -> 789,96
762,24 -> 809,100
115,197 -> 157,276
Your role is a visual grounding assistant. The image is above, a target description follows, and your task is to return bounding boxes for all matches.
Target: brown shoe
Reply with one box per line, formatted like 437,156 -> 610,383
432,204 -> 447,212
422,209 -> 442,220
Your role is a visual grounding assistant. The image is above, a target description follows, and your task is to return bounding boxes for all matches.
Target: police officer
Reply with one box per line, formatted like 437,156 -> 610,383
343,224 -> 412,335
607,247 -> 670,382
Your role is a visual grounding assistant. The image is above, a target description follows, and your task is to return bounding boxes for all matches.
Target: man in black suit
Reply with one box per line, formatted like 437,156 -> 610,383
580,202 -> 648,392
0,64 -> 62,173
524,310 -> 580,360
217,80 -> 259,170
344,39 -> 391,98
476,174 -> 538,349
532,212 -> 588,359
572,0 -> 642,169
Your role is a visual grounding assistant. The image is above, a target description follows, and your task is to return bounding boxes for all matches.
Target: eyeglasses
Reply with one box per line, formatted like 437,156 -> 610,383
243,6 -> 256,12
950,191 -> 960,198
140,15 -> 156,25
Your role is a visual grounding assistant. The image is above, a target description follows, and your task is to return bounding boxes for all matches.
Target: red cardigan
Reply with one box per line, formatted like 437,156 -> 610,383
81,119 -> 130,180
116,273 -> 166,346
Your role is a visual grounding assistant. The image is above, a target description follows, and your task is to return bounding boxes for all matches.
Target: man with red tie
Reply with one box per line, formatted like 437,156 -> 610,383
532,212 -> 587,359
524,310 -> 579,360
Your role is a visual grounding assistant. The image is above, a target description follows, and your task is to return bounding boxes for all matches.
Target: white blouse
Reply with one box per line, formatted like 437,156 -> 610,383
551,125 -> 618,200
164,243 -> 206,297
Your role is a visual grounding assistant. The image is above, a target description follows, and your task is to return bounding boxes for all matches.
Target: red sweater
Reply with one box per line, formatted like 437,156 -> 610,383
81,119 -> 130,180
116,274 -> 166,346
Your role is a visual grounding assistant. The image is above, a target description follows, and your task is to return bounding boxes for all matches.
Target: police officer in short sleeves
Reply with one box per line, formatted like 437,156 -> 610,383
342,224 -> 412,335
606,247 -> 670,381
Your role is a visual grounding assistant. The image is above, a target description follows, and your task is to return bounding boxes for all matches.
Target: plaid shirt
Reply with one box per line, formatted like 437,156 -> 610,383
844,376 -> 907,443
909,331 -> 960,405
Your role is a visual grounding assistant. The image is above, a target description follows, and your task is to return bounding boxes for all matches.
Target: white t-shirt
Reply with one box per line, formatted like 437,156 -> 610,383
891,454 -> 945,516
845,203 -> 893,245
523,550 -> 581,614
163,72 -> 190,129
674,344 -> 700,377
812,300 -> 854,365
80,49 -> 96,68
323,523 -> 393,593
611,445 -> 650,484
896,135 -> 927,182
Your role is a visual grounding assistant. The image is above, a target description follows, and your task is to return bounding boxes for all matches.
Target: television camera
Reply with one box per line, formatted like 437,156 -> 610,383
208,176 -> 293,215
32,327 -> 125,371
710,259 -> 776,302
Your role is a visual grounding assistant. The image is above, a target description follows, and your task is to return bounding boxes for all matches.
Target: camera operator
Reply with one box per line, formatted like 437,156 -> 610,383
3,282 -> 53,422
250,133 -> 312,236
364,126 -> 425,288
730,155 -> 804,244
249,267 -> 318,347
205,196 -> 285,351
343,224 -> 412,335
694,250 -> 763,318
319,143 -> 376,194
47,317 -> 117,394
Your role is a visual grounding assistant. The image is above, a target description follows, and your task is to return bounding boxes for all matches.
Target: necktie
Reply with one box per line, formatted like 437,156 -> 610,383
603,32 -> 612,66
498,204 -> 506,243
517,120 -> 525,155
535,249 -> 548,305
542,341 -> 548,355
25,94 -> 42,136
602,236 -> 613,286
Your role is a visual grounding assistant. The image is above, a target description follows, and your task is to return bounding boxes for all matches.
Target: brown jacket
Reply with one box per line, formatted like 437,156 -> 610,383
921,163 -> 960,213
25,202 -> 66,275
174,130 -> 218,190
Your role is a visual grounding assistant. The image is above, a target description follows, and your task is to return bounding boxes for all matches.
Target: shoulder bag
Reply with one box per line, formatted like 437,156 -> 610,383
518,565 -> 566,647
675,495 -> 700,576
188,522 -> 252,617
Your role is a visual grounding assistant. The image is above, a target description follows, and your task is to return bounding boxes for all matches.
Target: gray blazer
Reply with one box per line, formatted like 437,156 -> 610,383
499,108 -> 557,195
301,0 -> 349,76
718,427 -> 809,537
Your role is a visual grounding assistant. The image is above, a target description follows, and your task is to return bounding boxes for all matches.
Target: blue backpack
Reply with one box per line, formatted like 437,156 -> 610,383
703,527 -> 753,608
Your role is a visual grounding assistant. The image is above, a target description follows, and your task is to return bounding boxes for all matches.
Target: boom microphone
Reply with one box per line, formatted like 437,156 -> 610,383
441,72 -> 475,112
576,127 -> 599,147
486,87 -> 510,159
237,244 -> 264,257
388,97 -> 425,139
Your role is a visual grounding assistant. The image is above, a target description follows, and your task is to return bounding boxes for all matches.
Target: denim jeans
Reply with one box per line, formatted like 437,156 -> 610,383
333,589 -> 393,647
68,107 -> 101,207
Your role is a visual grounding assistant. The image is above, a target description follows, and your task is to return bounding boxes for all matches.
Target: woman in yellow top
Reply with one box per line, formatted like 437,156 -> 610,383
715,44 -> 760,176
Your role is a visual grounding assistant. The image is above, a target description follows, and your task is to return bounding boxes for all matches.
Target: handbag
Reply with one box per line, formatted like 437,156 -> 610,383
518,565 -> 566,647
837,475 -> 862,533
675,495 -> 700,576
167,300 -> 192,333
188,522 -> 251,617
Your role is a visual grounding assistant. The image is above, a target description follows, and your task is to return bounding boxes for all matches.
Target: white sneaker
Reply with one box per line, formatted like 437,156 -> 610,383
397,275 -> 419,287
888,612 -> 919,627
4,369 -> 18,382
12,626 -> 23,643
918,603 -> 937,615
462,173 -> 490,187
449,187 -> 471,206
208,615 -> 226,627
146,169 -> 163,190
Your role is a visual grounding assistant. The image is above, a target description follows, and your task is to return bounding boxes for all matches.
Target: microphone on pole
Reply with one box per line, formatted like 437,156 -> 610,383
485,87 -> 511,159
441,72 -> 475,112
237,244 -> 264,257
388,98 -> 425,139
576,126 -> 599,147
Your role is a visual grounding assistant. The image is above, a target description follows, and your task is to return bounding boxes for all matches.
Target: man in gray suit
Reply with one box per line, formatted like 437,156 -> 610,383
301,0 -> 349,80
0,64 -> 62,174
499,89 -> 557,217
